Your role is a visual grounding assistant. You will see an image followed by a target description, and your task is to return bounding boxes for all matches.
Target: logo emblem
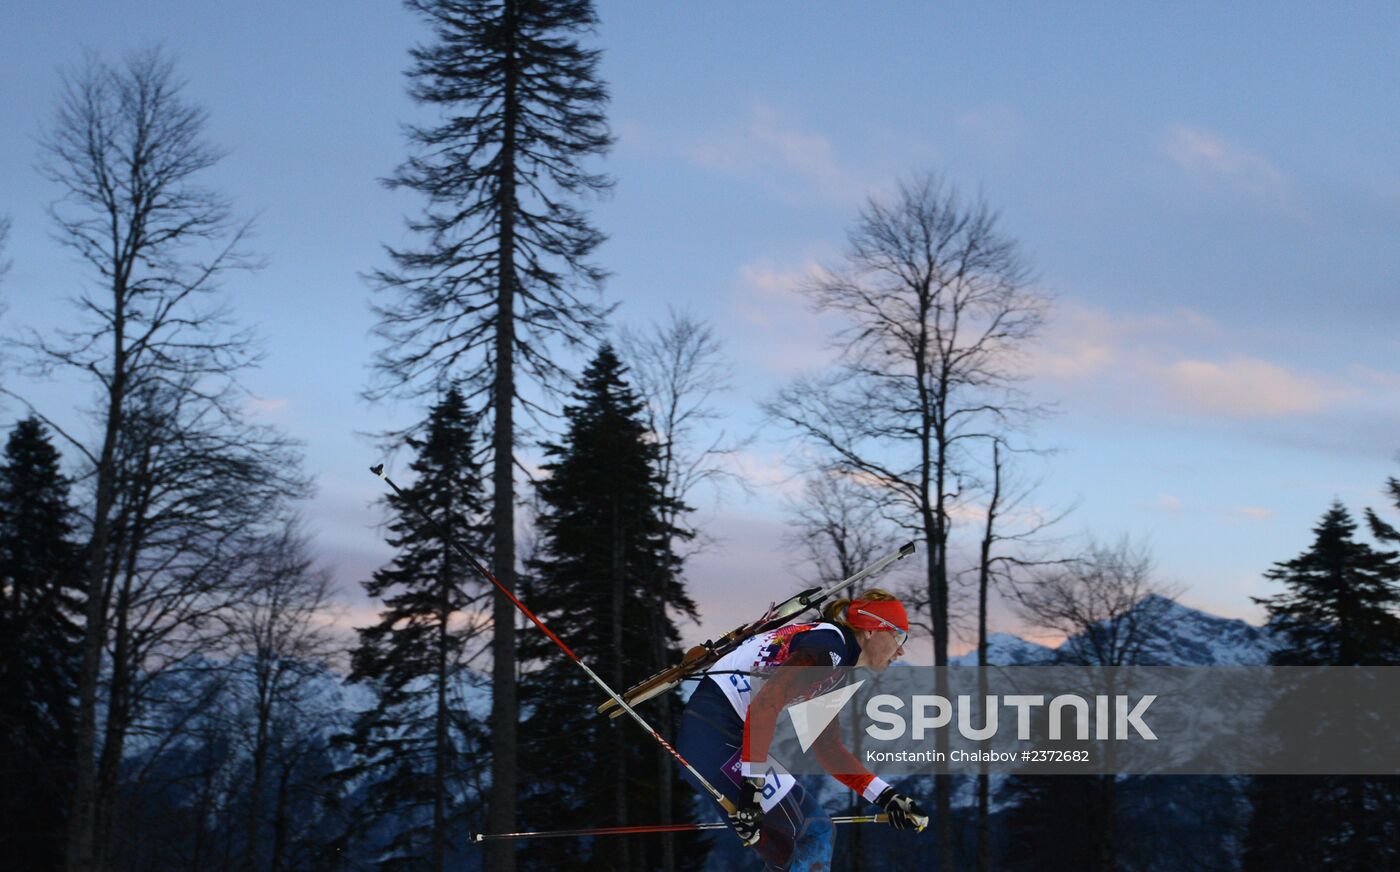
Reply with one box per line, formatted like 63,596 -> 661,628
787,680 -> 865,751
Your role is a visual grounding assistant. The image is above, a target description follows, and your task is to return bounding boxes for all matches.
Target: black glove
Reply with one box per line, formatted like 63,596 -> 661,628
875,786 -> 929,832
729,777 -> 764,846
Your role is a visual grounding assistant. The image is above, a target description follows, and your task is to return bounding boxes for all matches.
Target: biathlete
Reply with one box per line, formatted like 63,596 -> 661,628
675,589 -> 928,870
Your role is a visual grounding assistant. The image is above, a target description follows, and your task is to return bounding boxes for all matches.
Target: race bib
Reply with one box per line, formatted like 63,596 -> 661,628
722,749 -> 796,811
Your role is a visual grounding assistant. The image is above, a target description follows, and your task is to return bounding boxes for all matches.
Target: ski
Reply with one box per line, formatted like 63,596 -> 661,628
597,541 -> 915,718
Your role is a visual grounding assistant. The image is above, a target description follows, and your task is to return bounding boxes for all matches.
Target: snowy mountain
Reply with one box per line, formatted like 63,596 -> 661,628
948,597 -> 1277,668
799,598 -> 1273,871
1124,594 -> 1279,665
800,596 -> 1279,808
950,632 -> 1057,665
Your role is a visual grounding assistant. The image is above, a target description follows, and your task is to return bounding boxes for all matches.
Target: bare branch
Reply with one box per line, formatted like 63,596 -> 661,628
783,469 -> 903,589
619,308 -> 753,555
1007,536 -> 1184,666
21,47 -> 304,869
764,172 -> 1052,676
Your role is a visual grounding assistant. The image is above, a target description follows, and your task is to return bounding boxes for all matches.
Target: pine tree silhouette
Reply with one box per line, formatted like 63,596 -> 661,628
0,417 -> 82,869
367,6 -> 615,856
518,346 -> 707,871
1244,502 -> 1400,870
342,389 -> 492,871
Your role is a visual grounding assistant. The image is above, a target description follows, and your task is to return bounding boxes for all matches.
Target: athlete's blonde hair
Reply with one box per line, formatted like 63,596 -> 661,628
822,588 -> 899,629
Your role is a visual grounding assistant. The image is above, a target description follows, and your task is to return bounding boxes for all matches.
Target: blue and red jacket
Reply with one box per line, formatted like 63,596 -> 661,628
701,621 -> 891,804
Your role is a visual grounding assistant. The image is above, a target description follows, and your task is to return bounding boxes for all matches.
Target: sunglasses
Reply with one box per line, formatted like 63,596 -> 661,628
855,608 -> 908,648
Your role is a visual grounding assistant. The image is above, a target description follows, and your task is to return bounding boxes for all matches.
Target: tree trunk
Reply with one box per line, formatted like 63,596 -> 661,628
244,662 -> 273,872
486,261 -> 519,872
651,591 -> 674,872
66,293 -> 129,872
975,439 -> 1000,872
486,5 -> 520,869
271,758 -> 293,872
976,604 -> 991,872
933,406 -> 958,871
191,749 -> 215,872
976,599 -> 990,872
93,680 -> 128,870
434,585 -> 450,872
929,515 -> 952,867
845,683 -> 866,872
610,502 -> 630,871
93,561 -> 136,870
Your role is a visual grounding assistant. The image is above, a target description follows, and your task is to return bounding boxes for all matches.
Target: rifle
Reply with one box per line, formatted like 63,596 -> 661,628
597,541 -> 915,718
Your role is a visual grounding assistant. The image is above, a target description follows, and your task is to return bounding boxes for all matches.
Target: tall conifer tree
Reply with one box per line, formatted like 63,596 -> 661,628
1255,502 -> 1400,666
0,417 -> 82,869
367,6 -> 614,860
1244,503 -> 1400,869
343,389 -> 492,871
517,346 -> 705,872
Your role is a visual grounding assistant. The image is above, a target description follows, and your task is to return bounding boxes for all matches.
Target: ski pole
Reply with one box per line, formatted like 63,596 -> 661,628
470,814 -> 890,842
369,464 -> 740,815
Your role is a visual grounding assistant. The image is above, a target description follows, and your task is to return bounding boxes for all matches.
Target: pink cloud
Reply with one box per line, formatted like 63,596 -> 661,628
1162,356 -> 1335,417
727,255 -> 845,376
1161,124 -> 1297,212
1025,302 -> 1374,422
1153,494 -> 1184,513
683,104 -> 869,203
1228,506 -> 1276,521
1025,302 -> 1219,380
245,396 -> 289,415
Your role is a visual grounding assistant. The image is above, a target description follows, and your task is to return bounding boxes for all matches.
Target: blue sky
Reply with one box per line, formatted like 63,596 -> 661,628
2,1 -> 1397,659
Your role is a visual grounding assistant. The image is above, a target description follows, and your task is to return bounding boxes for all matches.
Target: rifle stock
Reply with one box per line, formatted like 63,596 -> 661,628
596,542 -> 914,717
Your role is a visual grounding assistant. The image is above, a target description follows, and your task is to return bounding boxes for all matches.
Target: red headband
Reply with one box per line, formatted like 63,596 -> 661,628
846,598 -> 908,632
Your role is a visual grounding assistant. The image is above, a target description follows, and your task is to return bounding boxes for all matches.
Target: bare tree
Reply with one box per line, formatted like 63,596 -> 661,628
966,440 -> 1068,662
964,437 -> 1070,872
765,173 -> 1048,867
784,469 -> 899,587
101,520 -> 333,872
1011,537 -> 1178,668
221,521 -> 335,872
782,468 -> 899,872
98,377 -> 304,865
617,311 -> 750,872
114,658 -> 241,870
1008,537 -> 1180,872
14,47 -> 298,872
620,309 -> 750,547
971,437 -> 1010,872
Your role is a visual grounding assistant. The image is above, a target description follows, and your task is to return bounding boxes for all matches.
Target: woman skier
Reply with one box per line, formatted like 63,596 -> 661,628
675,589 -> 928,870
